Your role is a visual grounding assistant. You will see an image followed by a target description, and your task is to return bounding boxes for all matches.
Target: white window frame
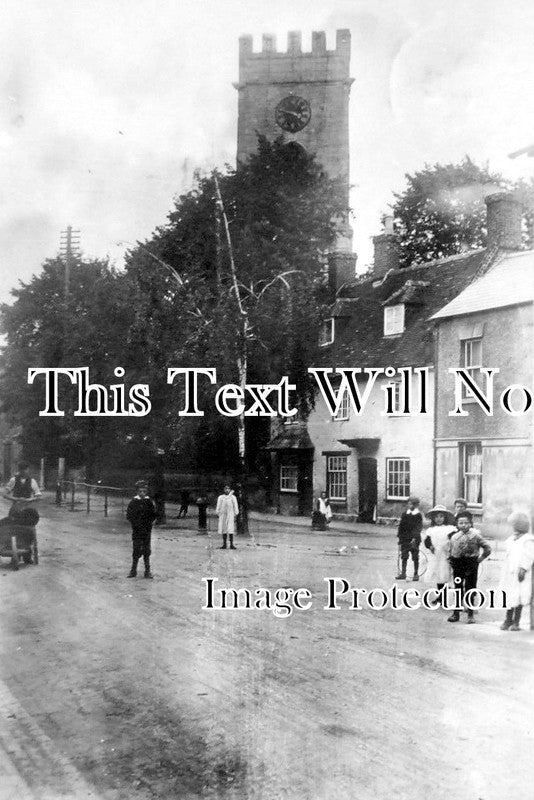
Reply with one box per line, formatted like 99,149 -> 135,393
386,457 -> 410,500
326,455 -> 347,502
460,442 -> 483,506
460,338 -> 483,400
384,304 -> 405,336
280,465 -> 298,494
385,380 -> 403,416
333,391 -> 350,421
319,318 -> 335,347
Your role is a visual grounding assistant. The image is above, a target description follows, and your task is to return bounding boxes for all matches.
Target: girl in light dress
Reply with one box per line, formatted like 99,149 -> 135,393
499,512 -> 534,631
423,504 -> 456,604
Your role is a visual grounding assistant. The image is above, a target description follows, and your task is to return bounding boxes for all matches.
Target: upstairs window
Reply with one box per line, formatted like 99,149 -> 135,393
333,391 -> 350,421
319,318 -> 335,346
460,338 -> 483,399
384,304 -> 405,336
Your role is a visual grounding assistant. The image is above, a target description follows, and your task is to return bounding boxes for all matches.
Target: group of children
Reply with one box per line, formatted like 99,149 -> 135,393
396,495 -> 534,628
125,481 -> 240,577
125,480 -> 534,630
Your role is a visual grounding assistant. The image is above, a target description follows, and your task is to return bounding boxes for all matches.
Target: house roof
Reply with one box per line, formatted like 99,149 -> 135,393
430,249 -> 534,320
265,425 -> 314,450
323,248 -> 489,368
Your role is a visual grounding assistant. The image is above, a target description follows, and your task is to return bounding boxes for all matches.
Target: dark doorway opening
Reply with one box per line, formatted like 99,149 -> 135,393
358,457 -> 377,523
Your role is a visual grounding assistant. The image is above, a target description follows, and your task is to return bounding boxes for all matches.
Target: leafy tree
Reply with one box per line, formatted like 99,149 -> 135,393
0,257 -> 135,478
391,157 -> 511,268
125,137 -> 345,477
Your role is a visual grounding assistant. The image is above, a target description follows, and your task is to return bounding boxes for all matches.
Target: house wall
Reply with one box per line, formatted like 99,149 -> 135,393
307,370 -> 435,518
434,304 -> 533,531
435,305 -> 532,440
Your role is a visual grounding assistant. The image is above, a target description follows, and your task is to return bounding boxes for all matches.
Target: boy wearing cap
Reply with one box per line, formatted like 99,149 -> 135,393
395,496 -> 423,581
448,510 -> 491,623
126,481 -> 157,579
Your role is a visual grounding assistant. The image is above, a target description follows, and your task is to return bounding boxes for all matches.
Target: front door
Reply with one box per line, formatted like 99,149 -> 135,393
358,457 -> 377,523
298,455 -> 314,516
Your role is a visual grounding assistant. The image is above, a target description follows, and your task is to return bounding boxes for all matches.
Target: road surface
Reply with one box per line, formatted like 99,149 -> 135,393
0,498 -> 532,799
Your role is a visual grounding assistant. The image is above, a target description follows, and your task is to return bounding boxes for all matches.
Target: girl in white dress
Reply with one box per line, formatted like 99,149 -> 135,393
499,512 -> 534,631
423,504 -> 456,604
216,485 -> 239,550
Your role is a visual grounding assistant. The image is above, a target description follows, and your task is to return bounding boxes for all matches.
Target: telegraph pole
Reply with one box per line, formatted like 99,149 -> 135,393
59,226 -> 81,299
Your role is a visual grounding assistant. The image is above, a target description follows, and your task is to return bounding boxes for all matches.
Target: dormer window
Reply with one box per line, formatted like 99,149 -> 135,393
384,304 -> 405,336
319,318 -> 335,346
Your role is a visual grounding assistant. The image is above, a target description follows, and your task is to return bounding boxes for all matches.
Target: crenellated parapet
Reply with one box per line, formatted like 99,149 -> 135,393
237,30 -> 352,86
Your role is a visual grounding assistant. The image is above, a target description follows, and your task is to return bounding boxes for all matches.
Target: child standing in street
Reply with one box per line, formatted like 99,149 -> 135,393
216,485 -> 239,549
448,510 -> 491,623
126,481 -> 157,579
395,496 -> 423,581
423,504 -> 456,603
499,512 -> 534,631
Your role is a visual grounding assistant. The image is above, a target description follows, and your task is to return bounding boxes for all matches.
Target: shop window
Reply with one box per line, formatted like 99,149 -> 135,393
460,442 -> 482,505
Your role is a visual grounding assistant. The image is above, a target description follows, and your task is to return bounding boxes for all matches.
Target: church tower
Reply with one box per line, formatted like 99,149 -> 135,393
235,29 -> 354,257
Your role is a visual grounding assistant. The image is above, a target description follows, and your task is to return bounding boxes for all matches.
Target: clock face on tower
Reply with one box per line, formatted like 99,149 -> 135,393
274,95 -> 311,133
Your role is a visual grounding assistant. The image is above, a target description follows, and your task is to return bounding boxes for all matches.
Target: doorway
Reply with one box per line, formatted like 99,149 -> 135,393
358,457 -> 377,523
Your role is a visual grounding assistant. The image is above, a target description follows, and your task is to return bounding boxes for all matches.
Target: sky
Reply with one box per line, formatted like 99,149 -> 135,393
2,0 -> 534,308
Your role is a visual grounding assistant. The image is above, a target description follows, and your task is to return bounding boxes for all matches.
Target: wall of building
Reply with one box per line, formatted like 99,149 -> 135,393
434,304 -> 533,532
435,305 -> 532,440
307,370 -> 435,518
435,441 -> 532,534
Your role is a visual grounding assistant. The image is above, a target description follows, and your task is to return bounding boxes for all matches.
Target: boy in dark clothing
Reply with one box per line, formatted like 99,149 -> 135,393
395,496 -> 423,581
126,481 -> 157,579
448,510 -> 491,624
177,489 -> 190,519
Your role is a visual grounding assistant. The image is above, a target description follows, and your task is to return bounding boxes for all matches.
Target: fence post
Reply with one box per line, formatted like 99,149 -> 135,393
86,484 -> 91,514
104,490 -> 108,517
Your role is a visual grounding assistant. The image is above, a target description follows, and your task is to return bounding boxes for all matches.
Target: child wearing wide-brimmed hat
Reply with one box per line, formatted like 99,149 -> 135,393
423,504 -> 456,604
499,512 -> 534,631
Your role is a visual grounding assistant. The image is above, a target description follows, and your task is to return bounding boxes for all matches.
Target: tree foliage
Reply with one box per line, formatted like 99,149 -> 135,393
0,137 -> 346,478
125,136 -> 345,471
0,258 -> 135,475
391,157 -> 510,268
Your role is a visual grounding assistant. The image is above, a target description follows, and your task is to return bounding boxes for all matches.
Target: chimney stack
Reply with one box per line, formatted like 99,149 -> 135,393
485,192 -> 523,250
372,215 -> 400,278
328,252 -> 357,294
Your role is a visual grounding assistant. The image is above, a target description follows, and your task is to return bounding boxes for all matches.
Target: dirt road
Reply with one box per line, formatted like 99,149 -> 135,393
0,499 -> 532,800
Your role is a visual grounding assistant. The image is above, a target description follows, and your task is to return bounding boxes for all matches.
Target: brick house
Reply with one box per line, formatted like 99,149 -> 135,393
431,194 -> 533,533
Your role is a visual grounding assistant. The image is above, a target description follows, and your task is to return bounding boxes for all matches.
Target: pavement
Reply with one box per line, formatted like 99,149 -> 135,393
246,509 -> 384,536
0,495 -> 532,800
